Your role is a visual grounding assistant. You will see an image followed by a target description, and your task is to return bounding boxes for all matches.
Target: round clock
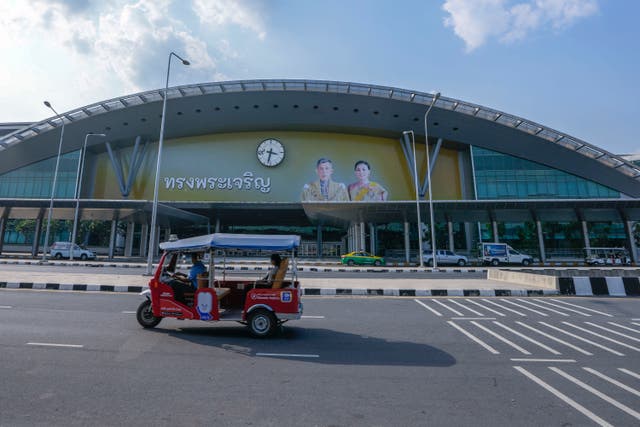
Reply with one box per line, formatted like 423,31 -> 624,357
257,138 -> 285,167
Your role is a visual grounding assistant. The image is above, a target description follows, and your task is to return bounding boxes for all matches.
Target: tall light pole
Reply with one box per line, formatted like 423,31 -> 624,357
70,132 -> 106,260
402,130 -> 423,267
424,92 -> 441,269
42,101 -> 65,261
146,51 -> 190,274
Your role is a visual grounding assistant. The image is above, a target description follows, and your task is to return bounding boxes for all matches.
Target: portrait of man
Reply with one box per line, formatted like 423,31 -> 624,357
301,158 -> 349,201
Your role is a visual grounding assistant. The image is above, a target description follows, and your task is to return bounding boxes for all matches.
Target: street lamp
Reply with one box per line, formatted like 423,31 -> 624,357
42,101 -> 66,261
424,92 -> 441,269
402,130 -> 423,267
69,132 -> 106,260
146,51 -> 190,274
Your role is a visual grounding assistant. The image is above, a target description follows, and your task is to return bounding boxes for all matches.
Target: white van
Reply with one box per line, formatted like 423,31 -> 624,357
480,243 -> 533,266
49,242 -> 96,260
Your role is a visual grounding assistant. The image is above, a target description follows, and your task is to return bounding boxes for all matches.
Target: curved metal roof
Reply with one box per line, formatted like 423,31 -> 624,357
1,79 -> 639,196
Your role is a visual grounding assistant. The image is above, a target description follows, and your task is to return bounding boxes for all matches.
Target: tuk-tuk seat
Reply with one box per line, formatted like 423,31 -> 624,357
271,257 -> 289,289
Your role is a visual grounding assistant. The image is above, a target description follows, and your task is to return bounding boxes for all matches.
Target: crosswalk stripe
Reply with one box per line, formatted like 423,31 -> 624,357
448,299 -> 484,316
516,298 -> 570,316
500,299 -> 548,316
550,367 -> 640,421
618,368 -> 640,380
432,299 -> 464,316
516,321 -> 593,355
514,366 -> 613,427
466,299 -> 506,317
607,322 -> 640,334
414,299 -> 442,316
561,322 -> 640,352
492,321 -> 561,355
583,367 -> 640,398
471,321 -> 531,354
538,322 -> 624,356
585,322 -> 640,343
632,322 -> 640,328
447,321 -> 500,354
481,298 -> 527,316
532,299 -> 591,316
549,299 -> 613,317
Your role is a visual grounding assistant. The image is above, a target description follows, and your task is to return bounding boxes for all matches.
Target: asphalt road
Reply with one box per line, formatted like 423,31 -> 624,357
1,290 -> 639,426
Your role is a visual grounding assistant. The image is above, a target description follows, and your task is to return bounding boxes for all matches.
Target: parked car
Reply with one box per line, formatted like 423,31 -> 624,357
422,249 -> 468,266
340,251 -> 385,266
49,242 -> 96,260
479,243 -> 533,266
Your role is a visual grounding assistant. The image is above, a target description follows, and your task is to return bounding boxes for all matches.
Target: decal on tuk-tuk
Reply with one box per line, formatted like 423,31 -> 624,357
281,291 -> 292,303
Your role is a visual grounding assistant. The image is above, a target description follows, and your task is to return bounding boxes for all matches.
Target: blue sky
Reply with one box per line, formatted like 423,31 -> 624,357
1,0 -> 638,154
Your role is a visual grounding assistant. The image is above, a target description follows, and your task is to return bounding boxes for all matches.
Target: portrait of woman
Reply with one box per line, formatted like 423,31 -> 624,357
347,160 -> 389,201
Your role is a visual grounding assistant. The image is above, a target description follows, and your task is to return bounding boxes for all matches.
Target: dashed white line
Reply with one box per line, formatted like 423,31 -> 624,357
122,311 -> 136,314
539,322 -> 624,356
256,353 -> 319,358
618,368 -> 640,380
607,322 -> 640,334
632,322 -> 640,328
499,299 -> 548,316
0,305 -> 12,309
27,342 -> 84,348
550,367 -> 640,421
585,322 -> 640,343
301,315 -> 325,319
516,321 -> 593,356
514,366 -> 613,427
471,320 -> 531,355
561,322 -> 640,353
466,299 -> 505,317
481,298 -> 527,316
451,317 -> 496,320
447,299 -> 483,316
583,367 -> 640,398
414,299 -> 442,316
431,299 -> 464,316
510,358 -> 575,363
447,321 -> 500,354
493,321 -> 561,355
515,298 -> 570,316
532,299 -> 591,316
549,299 -> 613,317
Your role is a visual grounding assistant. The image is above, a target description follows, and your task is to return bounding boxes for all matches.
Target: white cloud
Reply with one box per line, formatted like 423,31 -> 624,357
442,0 -> 598,51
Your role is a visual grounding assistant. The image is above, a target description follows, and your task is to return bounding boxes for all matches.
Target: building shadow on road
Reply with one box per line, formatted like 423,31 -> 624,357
156,325 -> 456,367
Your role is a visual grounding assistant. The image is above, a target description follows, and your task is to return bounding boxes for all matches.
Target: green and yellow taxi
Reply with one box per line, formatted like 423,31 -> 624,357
340,251 -> 385,266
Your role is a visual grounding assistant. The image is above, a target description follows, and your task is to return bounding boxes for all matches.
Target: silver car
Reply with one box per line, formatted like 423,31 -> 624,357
49,242 -> 96,260
422,250 -> 468,266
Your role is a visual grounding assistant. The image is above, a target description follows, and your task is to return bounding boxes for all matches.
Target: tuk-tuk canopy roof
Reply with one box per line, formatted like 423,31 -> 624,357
159,233 -> 301,252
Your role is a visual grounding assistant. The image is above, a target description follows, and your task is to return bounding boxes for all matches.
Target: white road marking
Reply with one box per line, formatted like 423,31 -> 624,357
585,322 -> 640,343
632,318 -> 640,321
0,305 -> 12,309
550,367 -> 640,421
122,311 -> 136,314
493,321 -> 561,355
451,317 -> 496,320
632,322 -> 640,328
561,322 -> 640,352
607,322 -> 640,334
27,342 -> 84,348
516,321 -> 593,356
481,298 -> 527,316
414,299 -> 442,317
471,321 -> 531,354
499,299 -> 548,316
256,353 -> 319,358
538,322 -> 624,356
447,299 -> 483,316
301,315 -> 325,319
618,368 -> 640,380
514,366 -> 613,427
510,358 -> 575,363
466,299 -> 505,317
532,299 -> 591,316
515,298 -> 570,316
431,299 -> 464,316
583,367 -> 640,398
549,299 -> 613,317
447,321 -> 500,354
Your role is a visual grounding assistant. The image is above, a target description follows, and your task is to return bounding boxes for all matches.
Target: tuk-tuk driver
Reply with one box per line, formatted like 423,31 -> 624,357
182,252 -> 207,289
170,253 -> 207,302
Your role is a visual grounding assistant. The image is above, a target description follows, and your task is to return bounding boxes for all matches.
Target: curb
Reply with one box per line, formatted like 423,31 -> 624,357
558,276 -> 640,296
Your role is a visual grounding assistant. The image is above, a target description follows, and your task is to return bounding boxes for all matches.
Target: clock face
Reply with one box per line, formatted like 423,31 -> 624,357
257,139 -> 285,167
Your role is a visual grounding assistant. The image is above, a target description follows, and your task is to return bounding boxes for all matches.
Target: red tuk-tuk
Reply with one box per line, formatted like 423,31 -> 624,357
136,233 -> 302,337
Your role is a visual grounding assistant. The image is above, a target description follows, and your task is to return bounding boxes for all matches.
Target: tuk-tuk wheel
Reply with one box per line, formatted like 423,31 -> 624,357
136,299 -> 162,328
248,309 -> 277,338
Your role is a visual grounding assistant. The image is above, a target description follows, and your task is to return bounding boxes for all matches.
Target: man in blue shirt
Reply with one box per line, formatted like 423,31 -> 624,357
187,253 -> 207,289
170,253 -> 207,304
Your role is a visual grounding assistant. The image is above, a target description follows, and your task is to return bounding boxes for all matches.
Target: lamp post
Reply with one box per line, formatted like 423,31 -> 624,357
146,51 -> 190,274
42,101 -> 65,261
424,92 -> 441,269
70,132 -> 105,260
402,130 -> 423,267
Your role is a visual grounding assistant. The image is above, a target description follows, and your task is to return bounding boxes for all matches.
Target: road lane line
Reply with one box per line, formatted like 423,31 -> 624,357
514,366 -> 613,427
27,342 -> 83,348
451,317 -> 496,320
414,299 -> 442,316
618,368 -> 640,380
531,299 -> 591,316
122,311 -> 136,314
493,321 -> 561,355
607,322 -> 640,334
470,321 -> 531,354
632,318 -> 640,321
0,305 -> 12,309
550,367 -> 640,421
516,321 -> 593,355
583,367 -> 640,398
585,322 -> 640,343
499,299 -> 548,316
561,322 -> 640,352
301,315 -> 325,319
447,299 -> 484,316
466,299 -> 505,316
515,298 -> 570,316
431,299 -> 464,316
481,298 -> 527,316
447,321 -> 499,354
510,358 -> 575,363
632,322 -> 640,328
256,353 -> 319,358
538,322 -> 624,356
549,299 -> 613,317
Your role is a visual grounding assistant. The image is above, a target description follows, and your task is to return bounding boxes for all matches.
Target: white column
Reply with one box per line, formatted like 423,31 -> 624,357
492,220 -> 499,243
139,224 -> 149,257
404,221 -> 410,264
125,222 -> 135,257
108,219 -> 117,260
536,220 -> 546,263
360,222 -> 366,252
369,223 -> 375,256
447,220 -> 454,251
32,214 -> 43,257
581,221 -> 591,257
625,221 -> 638,264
